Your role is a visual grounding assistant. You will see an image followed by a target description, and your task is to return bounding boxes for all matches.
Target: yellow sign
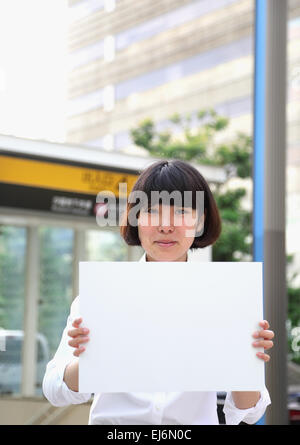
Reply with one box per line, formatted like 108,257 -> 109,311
0,154 -> 138,197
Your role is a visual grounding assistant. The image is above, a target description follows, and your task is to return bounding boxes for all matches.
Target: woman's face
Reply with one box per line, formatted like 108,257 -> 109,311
137,203 -> 204,262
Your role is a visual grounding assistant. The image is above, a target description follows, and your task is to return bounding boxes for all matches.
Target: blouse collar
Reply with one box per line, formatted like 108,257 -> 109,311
139,249 -> 191,262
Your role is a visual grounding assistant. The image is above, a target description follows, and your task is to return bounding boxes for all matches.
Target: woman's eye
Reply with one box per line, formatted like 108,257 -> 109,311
147,208 -> 188,214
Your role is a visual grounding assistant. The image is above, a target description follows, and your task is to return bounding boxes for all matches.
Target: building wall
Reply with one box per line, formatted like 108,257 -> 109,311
66,0 -> 300,279
66,0 -> 300,150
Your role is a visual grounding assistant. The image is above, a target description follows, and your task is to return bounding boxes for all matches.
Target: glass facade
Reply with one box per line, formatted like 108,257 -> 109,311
0,223 -> 129,397
37,226 -> 74,395
86,229 -> 128,261
0,226 -> 26,396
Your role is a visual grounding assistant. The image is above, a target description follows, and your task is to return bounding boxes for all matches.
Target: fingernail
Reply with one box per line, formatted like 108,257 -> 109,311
83,328 -> 89,334
253,331 -> 259,338
252,341 -> 259,346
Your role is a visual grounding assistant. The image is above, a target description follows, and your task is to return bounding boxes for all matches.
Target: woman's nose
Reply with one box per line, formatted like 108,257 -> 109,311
158,225 -> 174,233
158,213 -> 175,231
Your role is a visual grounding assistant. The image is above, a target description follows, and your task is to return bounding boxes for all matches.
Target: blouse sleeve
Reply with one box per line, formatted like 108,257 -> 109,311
223,388 -> 271,425
42,296 -> 92,407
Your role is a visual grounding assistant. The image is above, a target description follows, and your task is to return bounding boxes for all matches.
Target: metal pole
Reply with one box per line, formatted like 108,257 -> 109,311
264,0 -> 288,425
21,225 -> 40,396
72,229 -> 86,299
253,0 -> 288,425
253,1 -> 267,423
253,0 -> 266,263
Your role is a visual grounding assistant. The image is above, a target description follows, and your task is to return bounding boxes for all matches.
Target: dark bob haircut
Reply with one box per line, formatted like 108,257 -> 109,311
120,159 -> 222,249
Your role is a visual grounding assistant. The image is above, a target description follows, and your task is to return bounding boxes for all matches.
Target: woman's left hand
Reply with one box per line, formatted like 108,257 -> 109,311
252,320 -> 275,362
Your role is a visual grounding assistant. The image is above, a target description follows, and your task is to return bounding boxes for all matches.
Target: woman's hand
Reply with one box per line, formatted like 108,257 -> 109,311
252,320 -> 274,362
67,317 -> 90,357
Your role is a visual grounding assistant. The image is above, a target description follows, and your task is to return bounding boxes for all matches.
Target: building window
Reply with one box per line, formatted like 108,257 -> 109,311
103,84 -> 115,112
104,35 -> 115,63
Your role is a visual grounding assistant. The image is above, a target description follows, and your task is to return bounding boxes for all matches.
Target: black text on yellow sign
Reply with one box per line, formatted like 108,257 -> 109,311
0,154 -> 138,197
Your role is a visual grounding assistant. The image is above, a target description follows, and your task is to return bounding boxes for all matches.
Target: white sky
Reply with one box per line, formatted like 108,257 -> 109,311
0,0 -> 68,142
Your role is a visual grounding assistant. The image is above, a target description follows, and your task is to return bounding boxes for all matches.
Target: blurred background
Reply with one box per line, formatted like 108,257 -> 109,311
0,0 -> 299,425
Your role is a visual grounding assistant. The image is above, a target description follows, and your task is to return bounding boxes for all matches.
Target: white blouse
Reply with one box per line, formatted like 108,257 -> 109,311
42,249 -> 271,425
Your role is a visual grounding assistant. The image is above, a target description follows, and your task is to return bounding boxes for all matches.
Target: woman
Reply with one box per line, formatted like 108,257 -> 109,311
43,159 -> 274,424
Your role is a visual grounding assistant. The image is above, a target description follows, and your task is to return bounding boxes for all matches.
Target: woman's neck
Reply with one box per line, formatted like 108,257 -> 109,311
145,252 -> 188,262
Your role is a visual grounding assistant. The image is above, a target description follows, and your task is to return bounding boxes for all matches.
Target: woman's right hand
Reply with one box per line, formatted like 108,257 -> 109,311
67,317 -> 90,357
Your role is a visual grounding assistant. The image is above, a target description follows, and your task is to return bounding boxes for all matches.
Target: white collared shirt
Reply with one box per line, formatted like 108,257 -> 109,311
42,249 -> 271,425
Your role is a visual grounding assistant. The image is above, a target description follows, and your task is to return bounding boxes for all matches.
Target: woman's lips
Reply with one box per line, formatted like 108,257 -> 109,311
155,241 -> 177,248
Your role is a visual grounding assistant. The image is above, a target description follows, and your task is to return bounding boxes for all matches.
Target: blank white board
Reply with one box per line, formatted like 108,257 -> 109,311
79,261 -> 265,393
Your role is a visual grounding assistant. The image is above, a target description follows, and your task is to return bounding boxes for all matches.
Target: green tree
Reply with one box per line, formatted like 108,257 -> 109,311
130,109 -> 252,261
287,254 -> 300,364
130,109 -> 300,364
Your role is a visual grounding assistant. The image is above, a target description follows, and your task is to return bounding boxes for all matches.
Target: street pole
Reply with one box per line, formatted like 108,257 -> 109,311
253,0 -> 289,425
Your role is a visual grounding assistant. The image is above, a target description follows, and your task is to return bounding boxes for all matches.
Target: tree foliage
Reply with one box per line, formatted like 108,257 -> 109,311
130,109 -> 300,363
130,109 -> 252,261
